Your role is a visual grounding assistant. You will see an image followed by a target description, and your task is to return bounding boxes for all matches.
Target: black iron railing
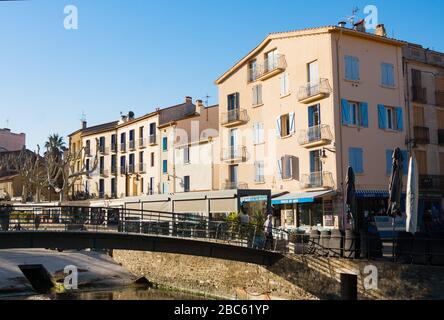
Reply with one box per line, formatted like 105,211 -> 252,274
414,126 -> 430,144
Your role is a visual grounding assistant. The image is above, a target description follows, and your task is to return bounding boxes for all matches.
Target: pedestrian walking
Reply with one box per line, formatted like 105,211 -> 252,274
263,214 -> 273,250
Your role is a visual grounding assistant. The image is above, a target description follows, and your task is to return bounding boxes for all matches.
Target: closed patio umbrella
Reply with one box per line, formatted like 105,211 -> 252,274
406,155 -> 418,234
345,166 -> 357,231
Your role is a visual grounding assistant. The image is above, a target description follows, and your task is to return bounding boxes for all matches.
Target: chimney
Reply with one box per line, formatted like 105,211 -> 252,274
338,21 -> 347,28
375,24 -> 387,37
196,99 -> 205,115
81,120 -> 87,130
128,111 -> 135,120
185,96 -> 192,104
353,19 -> 366,33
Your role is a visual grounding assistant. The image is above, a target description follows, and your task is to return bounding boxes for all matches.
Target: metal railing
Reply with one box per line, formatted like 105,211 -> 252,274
297,78 -> 331,101
263,54 -> 286,75
221,145 -> 247,161
300,171 -> 335,189
139,138 -> 146,148
419,175 -> 444,192
138,163 -> 146,173
120,166 -> 126,175
99,145 -> 108,155
412,85 -> 427,103
298,125 -> 333,146
220,109 -> 248,126
436,90 -> 444,107
0,205 -> 288,253
128,164 -> 135,174
129,140 -> 136,150
414,126 -> 430,144
120,143 -> 127,153
149,135 -> 157,145
111,143 -> 118,153
111,166 -> 117,175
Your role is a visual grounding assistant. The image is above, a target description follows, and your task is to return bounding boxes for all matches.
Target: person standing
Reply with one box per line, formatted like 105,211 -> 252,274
263,214 -> 273,250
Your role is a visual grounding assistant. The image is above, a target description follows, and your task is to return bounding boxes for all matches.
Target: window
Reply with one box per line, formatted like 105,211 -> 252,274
148,177 -> 155,194
413,106 -> 425,126
129,153 -> 135,172
86,159 -> 90,171
111,134 -> 117,150
162,160 -> 168,174
386,149 -> 408,175
255,161 -> 265,183
252,84 -> 262,106
183,176 -> 190,192
99,179 -> 105,196
99,156 -> 104,173
248,60 -> 257,82
253,122 -> 264,145
111,178 -> 116,196
227,93 -> 239,111
378,105 -> 403,131
183,146 -> 190,164
341,99 -> 368,127
111,155 -> 116,172
345,55 -> 360,81
162,182 -> 169,194
162,137 -> 168,151
348,148 -> 364,174
277,155 -> 298,180
139,126 -> 144,139
150,152 -> 155,167
120,156 -> 126,172
276,113 -> 295,137
280,72 -> 290,96
415,150 -> 428,175
99,137 -> 105,150
265,49 -> 278,72
381,63 -> 395,86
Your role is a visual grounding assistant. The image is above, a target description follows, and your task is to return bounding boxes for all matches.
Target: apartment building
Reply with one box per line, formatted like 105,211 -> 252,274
215,24 -> 407,231
0,128 -> 26,152
67,120 -> 87,198
403,43 -> 444,225
158,98 -> 220,194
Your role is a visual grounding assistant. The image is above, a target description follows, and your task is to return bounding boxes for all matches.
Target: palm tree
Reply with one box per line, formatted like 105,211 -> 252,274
44,134 -> 66,158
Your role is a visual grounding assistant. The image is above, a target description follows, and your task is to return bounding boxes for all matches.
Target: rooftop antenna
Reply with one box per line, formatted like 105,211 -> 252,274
5,118 -> 10,129
202,94 -> 211,108
346,6 -> 359,26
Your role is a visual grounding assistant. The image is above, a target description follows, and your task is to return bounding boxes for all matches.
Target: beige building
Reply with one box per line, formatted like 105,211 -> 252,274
215,25 -> 407,230
403,43 -> 444,226
0,128 -> 26,152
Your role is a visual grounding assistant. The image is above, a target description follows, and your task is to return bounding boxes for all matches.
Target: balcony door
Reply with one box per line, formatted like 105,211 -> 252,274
309,150 -> 323,186
308,104 -> 321,142
229,165 -> 238,185
229,129 -> 238,158
415,150 -> 428,175
308,60 -> 319,95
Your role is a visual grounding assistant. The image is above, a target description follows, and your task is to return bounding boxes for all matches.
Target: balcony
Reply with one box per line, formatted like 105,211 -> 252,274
298,125 -> 333,148
120,143 -> 127,153
128,164 -> 135,174
220,109 -> 248,127
419,175 -> 444,192
149,135 -> 157,145
111,143 -> 117,153
438,129 -> 444,145
436,91 -> 444,107
256,54 -> 287,81
222,181 -> 248,190
298,79 -> 332,104
300,171 -> 335,190
120,166 -> 126,175
99,145 -> 109,155
99,168 -> 109,177
111,166 -> 117,175
129,140 -> 136,151
139,138 -> 146,148
138,163 -> 146,173
414,126 -> 430,144
412,86 -> 427,104
221,146 -> 247,162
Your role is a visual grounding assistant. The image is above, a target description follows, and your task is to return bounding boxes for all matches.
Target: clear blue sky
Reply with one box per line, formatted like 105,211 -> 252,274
1,0 -> 443,149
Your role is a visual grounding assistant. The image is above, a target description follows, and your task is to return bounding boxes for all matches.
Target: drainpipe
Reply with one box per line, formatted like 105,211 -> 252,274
335,30 -> 347,231
403,58 -> 413,156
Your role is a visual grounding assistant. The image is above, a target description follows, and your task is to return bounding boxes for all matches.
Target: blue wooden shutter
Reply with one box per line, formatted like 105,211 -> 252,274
352,57 -> 360,80
388,64 -> 395,86
349,148 -> 364,174
378,105 -> 387,129
396,107 -> 403,131
341,99 -> 350,125
345,56 -> 353,80
360,102 -> 369,128
386,150 -> 393,175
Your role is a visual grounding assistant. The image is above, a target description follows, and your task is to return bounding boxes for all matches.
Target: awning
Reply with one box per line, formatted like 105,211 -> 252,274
272,190 -> 335,205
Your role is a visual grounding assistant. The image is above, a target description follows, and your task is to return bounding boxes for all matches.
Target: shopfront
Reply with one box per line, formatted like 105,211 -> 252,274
272,190 -> 337,232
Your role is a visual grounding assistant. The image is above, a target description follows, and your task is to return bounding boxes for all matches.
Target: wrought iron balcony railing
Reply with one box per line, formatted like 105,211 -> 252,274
111,143 -> 118,153
139,138 -> 146,148
129,140 -> 136,150
414,126 -> 430,144
222,181 -> 248,190
419,175 -> 444,192
248,54 -> 287,82
298,125 -> 333,147
412,86 -> 427,104
111,166 -> 117,175
300,171 -> 335,189
120,143 -> 127,153
220,109 -> 248,127
149,135 -> 157,145
221,145 -> 247,162
297,79 -> 332,103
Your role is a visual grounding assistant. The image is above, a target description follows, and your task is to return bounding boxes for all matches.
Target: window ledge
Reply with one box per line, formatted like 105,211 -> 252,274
252,103 -> 264,108
343,124 -> 367,129
254,181 -> 266,185
380,84 -> 396,89
381,128 -> 402,133
254,142 -> 265,146
344,78 -> 361,84
282,178 -> 294,182
280,93 -> 291,99
280,134 -> 294,140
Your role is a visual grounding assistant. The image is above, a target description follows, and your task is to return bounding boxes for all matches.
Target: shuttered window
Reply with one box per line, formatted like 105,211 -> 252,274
345,55 -> 360,81
381,63 -> 395,86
